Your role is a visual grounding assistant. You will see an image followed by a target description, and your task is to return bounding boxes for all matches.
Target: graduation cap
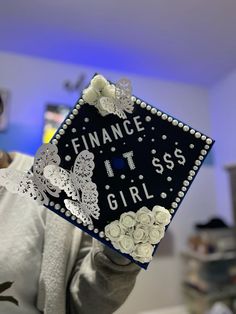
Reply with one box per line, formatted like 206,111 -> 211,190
0,74 -> 214,269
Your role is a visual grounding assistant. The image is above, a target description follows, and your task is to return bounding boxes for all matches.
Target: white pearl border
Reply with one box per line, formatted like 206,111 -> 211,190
49,92 -> 214,235
134,97 -> 213,214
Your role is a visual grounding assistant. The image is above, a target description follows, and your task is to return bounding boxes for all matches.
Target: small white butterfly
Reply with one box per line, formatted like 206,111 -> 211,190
44,150 -> 100,226
0,143 -> 61,205
99,78 -> 134,119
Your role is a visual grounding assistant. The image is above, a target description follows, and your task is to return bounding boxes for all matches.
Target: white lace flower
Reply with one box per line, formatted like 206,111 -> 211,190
119,211 -> 136,229
90,75 -> 108,91
105,220 -> 124,242
136,207 -> 154,225
113,235 -> 135,254
101,84 -> 116,98
82,86 -> 99,105
149,225 -> 165,244
132,224 -> 149,244
152,205 -> 171,226
131,242 -> 154,263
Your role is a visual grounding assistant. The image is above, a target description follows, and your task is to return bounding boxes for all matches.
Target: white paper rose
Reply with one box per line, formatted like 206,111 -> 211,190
136,207 -> 154,225
132,224 -> 149,244
119,211 -> 136,229
101,84 -> 116,98
131,242 -> 154,263
104,220 -> 124,242
82,86 -> 99,105
113,235 -> 136,254
152,205 -> 171,226
90,75 -> 108,91
149,225 -> 165,244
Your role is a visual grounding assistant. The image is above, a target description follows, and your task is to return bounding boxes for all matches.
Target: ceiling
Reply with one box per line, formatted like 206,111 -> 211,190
0,0 -> 236,86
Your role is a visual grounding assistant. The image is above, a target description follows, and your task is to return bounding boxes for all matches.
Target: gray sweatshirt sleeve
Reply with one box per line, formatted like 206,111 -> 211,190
68,232 -> 141,314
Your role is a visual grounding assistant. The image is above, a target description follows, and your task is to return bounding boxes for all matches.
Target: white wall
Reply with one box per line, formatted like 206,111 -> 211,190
209,69 -> 236,224
0,51 -> 218,312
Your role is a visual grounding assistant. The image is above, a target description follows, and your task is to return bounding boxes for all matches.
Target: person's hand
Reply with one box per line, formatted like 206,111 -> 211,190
93,240 -> 133,266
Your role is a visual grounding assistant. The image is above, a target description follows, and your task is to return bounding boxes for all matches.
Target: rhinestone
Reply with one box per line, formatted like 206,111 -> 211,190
205,145 -> 210,150
65,155 -> 71,161
199,156 -> 204,160
188,176 -> 193,181
131,96 -> 136,102
178,122 -> 183,128
79,99 -> 84,105
55,204 -> 61,210
172,120 -> 178,126
146,105 -> 151,110
178,191 -> 184,197
195,132 -> 201,138
71,215 -> 76,220
88,224 -> 94,230
50,201 -> 55,206
176,197 -> 181,202
189,170 -> 195,176
56,134 -> 61,140
182,187 -> 187,192
183,125 -> 189,132
170,209 -> 175,214
201,135 -> 206,140
94,228 -> 99,233
76,104 -> 81,110
60,208 -> 65,213
195,160 -> 201,166
77,219 -> 82,224
145,116 -> 151,122
157,111 -> 162,116
136,99 -> 141,104
161,192 -> 167,199
168,117 -> 173,122
151,108 -> 157,114
193,166 -> 198,171
66,119 -> 72,125
52,139 -> 58,145
162,114 -> 168,120
201,150 -> 207,155
141,102 -> 146,108
62,124 -> 68,130
59,129 -> 65,135
190,129 -> 195,134
69,114 -> 74,119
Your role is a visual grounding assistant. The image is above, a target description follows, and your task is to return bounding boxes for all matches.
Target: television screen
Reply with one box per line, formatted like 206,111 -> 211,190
43,104 -> 71,143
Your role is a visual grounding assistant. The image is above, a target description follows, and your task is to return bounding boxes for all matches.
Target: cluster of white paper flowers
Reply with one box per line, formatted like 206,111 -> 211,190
104,205 -> 172,264
82,74 -> 115,116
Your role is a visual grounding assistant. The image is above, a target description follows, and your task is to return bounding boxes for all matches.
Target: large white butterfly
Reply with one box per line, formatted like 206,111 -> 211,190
99,78 -> 134,119
0,143 -> 61,205
44,150 -> 100,226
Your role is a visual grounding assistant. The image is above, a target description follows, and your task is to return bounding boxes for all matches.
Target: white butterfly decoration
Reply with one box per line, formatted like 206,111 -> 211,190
0,144 -> 61,205
44,150 -> 100,226
82,75 -> 134,119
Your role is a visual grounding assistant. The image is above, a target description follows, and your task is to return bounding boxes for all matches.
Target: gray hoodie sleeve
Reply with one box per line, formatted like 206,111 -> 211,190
68,232 -> 141,314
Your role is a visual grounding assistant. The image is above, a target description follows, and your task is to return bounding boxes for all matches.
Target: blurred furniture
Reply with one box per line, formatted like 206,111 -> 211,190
140,305 -> 188,314
182,229 -> 236,314
226,164 -> 236,223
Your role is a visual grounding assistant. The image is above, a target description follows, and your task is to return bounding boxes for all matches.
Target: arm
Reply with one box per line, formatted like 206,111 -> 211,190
68,232 -> 140,314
